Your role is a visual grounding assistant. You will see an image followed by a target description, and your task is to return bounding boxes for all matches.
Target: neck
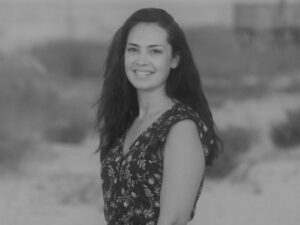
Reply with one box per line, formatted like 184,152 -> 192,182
137,89 -> 174,119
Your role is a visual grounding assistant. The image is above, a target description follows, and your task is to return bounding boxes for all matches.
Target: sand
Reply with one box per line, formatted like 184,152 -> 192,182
1,92 -> 300,225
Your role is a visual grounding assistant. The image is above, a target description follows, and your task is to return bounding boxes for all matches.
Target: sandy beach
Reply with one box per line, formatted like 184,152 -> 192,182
1,91 -> 300,225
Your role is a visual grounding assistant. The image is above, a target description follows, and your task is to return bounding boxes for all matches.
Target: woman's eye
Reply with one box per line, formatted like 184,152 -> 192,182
126,47 -> 138,53
150,49 -> 162,55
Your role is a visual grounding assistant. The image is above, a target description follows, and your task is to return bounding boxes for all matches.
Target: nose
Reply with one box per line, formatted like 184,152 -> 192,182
135,51 -> 149,66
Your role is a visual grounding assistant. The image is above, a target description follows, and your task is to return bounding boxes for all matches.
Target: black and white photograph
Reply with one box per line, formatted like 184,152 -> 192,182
1,0 -> 300,224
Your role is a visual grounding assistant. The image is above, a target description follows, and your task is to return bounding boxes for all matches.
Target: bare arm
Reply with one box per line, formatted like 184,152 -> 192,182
157,120 -> 205,225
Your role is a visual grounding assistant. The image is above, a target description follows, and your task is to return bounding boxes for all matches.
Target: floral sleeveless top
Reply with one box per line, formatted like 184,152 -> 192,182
100,102 -> 210,225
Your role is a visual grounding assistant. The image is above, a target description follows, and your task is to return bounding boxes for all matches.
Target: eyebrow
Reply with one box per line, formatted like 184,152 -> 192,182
126,43 -> 164,48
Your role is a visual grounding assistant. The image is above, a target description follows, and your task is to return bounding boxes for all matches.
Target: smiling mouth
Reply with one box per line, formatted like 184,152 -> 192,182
134,70 -> 153,76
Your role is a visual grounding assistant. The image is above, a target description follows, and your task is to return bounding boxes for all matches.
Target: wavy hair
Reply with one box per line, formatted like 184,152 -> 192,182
95,8 -> 222,166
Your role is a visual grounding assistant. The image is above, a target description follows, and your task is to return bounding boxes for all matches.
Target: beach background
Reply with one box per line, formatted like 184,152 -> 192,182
1,0 -> 300,224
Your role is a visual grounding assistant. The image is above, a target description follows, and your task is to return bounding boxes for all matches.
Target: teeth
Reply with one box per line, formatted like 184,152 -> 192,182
135,70 -> 152,76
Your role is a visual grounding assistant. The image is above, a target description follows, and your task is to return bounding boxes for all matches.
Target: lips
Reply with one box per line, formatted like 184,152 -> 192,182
134,70 -> 153,77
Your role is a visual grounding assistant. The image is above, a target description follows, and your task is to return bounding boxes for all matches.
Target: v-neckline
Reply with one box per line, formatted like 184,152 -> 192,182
121,103 -> 178,157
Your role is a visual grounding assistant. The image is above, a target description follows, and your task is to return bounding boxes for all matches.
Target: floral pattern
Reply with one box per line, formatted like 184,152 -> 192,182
101,102 -> 210,225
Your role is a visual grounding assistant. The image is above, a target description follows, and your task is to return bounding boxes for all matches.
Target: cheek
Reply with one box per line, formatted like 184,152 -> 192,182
124,54 -> 130,68
124,55 -> 134,74
157,58 -> 172,72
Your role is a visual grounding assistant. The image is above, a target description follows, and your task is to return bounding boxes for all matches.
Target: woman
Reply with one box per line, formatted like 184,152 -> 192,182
95,8 -> 222,225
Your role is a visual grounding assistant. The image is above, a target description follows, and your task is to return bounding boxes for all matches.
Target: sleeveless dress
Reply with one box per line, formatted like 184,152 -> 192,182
101,102 -> 211,225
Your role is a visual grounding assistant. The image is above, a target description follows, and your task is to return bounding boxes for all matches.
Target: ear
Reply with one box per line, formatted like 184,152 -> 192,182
171,53 -> 180,69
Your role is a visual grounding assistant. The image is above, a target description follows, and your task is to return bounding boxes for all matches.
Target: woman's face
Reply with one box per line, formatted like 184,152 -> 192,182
124,23 -> 179,93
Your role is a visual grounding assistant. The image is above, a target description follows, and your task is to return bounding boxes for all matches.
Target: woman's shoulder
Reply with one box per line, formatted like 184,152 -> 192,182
165,102 -> 204,127
161,101 -> 210,157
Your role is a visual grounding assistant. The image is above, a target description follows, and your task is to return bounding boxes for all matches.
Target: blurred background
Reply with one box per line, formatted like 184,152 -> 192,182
1,0 -> 300,224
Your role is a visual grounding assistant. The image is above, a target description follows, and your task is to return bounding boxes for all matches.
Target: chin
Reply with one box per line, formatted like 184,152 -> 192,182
132,81 -> 166,92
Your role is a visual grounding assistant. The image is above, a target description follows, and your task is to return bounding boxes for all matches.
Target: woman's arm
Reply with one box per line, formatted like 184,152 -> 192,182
157,120 -> 205,225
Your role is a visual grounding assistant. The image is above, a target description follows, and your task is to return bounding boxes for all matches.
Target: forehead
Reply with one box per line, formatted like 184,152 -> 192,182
126,23 -> 169,46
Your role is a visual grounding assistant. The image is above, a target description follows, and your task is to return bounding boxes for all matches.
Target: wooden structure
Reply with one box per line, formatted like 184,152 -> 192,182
234,1 -> 300,43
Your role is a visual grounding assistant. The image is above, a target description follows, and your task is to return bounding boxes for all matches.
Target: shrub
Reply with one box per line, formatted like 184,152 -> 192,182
30,39 -> 107,79
206,126 -> 256,178
271,109 -> 300,148
0,131 -> 35,172
42,95 -> 93,144
44,120 -> 88,144
43,173 -> 100,205
0,52 -> 55,172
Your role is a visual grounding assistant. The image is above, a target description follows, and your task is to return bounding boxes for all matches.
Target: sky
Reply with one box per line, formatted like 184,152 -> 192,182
2,0 -> 300,4
1,0 -> 300,47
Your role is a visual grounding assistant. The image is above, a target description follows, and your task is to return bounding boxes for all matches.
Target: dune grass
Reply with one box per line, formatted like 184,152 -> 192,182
271,109 -> 300,149
206,126 -> 256,178
30,39 -> 107,80
2,26 -> 300,175
0,131 -> 36,173
0,51 -> 96,172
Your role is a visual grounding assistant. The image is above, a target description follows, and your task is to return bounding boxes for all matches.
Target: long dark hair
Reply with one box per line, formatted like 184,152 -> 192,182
95,8 -> 222,166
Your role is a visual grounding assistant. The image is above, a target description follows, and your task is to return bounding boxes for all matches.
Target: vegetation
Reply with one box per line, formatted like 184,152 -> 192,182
1,26 -> 300,174
185,27 -> 300,106
186,27 -> 300,78
206,126 -> 256,178
271,109 -> 300,149
0,131 -> 35,172
30,39 -> 107,79
30,28 -> 300,106
0,50 -> 96,171
43,95 -> 93,144
0,53 -> 52,172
